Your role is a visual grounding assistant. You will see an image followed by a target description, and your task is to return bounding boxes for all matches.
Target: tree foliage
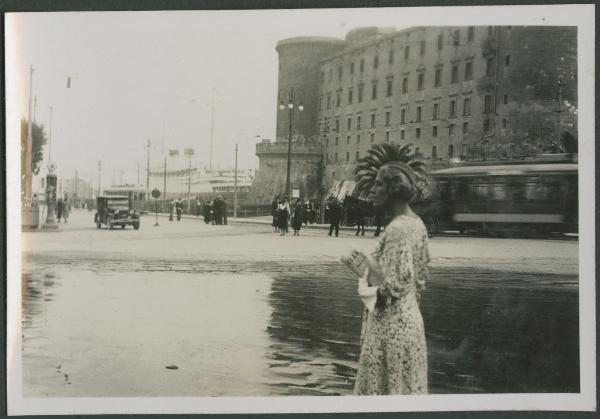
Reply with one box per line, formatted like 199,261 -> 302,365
21,118 -> 48,176
352,143 -> 429,200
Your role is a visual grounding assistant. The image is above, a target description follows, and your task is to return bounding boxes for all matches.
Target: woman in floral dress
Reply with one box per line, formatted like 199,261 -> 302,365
343,161 -> 430,395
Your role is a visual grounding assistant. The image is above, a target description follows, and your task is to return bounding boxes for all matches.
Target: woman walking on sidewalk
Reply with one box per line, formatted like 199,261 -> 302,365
291,199 -> 304,236
271,196 -> 280,233
343,161 -> 430,395
277,196 -> 290,236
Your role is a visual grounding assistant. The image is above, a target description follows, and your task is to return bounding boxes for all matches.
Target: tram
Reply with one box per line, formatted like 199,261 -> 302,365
430,155 -> 578,235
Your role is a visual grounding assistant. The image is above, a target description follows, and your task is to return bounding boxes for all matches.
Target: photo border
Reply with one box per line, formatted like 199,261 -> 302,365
3,1 -> 596,416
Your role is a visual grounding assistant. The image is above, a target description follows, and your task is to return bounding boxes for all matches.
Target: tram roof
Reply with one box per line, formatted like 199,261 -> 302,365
431,163 -> 578,176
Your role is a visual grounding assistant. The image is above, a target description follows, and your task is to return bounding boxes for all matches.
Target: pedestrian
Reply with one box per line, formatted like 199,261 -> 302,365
56,197 -> 64,223
213,196 -> 224,225
327,197 -> 342,237
354,201 -> 366,236
169,199 -> 175,221
303,200 -> 310,226
63,197 -> 71,223
342,161 -> 430,395
203,200 -> 212,224
271,196 -> 279,233
291,199 -> 304,236
277,196 -> 290,236
223,198 -> 228,225
175,198 -> 183,221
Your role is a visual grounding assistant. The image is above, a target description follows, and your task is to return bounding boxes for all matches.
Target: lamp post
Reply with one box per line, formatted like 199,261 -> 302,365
278,88 -> 304,198
233,143 -> 238,218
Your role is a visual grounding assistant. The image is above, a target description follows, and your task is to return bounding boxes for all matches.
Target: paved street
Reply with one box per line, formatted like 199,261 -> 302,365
22,209 -> 580,396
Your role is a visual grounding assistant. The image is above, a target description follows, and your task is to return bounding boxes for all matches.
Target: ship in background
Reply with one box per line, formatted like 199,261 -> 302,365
147,153 -> 254,200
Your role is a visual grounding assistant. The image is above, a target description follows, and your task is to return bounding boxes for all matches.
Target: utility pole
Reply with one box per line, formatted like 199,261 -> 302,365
233,143 -> 238,218
137,163 -> 140,185
75,170 -> 78,204
25,66 -> 33,200
209,87 -> 215,171
286,89 -> 295,198
146,139 -> 150,198
48,106 -> 53,163
33,95 -> 37,123
97,160 -> 101,197
163,156 -> 167,202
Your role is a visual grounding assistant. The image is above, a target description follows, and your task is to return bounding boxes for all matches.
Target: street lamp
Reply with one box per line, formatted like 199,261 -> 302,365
278,88 -> 304,198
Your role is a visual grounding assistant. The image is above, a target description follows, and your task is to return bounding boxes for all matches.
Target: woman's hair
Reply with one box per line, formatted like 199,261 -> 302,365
378,161 -> 418,203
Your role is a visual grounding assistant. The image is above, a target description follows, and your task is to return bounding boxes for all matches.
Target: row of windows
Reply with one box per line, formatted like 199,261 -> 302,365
318,57 -> 511,110
321,26 -> 484,83
326,143 -> 460,163
324,116 -> 506,148
320,94 -> 507,133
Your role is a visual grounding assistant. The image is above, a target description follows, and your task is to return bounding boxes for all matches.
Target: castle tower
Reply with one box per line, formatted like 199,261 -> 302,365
251,37 -> 345,205
275,37 -> 346,142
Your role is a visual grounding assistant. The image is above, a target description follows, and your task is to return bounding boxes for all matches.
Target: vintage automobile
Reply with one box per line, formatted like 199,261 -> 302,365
94,195 -> 141,230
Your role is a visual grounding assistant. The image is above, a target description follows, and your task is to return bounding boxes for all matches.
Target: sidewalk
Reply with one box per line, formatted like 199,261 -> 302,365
147,212 -> 378,233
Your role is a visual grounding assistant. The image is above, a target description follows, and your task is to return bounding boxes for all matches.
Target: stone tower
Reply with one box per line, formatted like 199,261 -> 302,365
252,37 -> 346,205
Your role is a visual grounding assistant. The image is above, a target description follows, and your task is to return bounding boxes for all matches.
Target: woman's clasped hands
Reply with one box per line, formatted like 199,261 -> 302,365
342,249 -> 384,287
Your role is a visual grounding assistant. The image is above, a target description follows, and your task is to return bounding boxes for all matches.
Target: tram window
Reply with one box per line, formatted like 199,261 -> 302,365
487,184 -> 507,200
525,182 -> 559,200
470,184 -> 488,198
507,181 -> 526,201
456,179 -> 469,200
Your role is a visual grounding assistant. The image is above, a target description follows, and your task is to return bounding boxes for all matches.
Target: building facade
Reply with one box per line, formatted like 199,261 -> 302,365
254,26 -> 577,203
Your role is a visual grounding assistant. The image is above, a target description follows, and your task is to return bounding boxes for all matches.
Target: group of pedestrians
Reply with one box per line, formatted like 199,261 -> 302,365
271,196 -> 311,236
270,194 -> 378,238
201,196 -> 228,225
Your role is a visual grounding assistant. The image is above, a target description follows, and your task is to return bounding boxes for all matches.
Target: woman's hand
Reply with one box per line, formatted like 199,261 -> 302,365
343,250 -> 384,287
341,249 -> 368,278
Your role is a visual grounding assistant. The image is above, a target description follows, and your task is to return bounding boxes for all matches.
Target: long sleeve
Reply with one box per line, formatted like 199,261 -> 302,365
378,234 -> 415,299
369,219 -> 422,300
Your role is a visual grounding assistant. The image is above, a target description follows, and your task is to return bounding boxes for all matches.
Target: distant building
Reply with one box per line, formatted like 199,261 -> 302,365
253,26 -> 577,204
61,177 -> 95,206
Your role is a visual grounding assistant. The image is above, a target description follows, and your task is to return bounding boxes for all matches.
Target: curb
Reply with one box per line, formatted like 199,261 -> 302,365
145,212 -> 378,233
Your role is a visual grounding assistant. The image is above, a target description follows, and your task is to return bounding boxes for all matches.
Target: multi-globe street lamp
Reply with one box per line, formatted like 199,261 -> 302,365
278,88 -> 304,198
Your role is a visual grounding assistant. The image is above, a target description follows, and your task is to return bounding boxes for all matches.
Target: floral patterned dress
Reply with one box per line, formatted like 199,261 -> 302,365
354,215 -> 430,395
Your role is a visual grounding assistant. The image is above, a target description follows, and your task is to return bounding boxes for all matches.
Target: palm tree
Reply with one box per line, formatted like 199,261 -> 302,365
353,143 -> 430,200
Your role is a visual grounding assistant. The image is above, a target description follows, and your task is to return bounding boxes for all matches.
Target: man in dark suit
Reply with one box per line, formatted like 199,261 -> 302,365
327,197 -> 342,237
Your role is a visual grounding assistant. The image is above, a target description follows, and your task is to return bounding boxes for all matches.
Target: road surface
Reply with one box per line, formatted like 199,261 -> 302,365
21,209 -> 580,396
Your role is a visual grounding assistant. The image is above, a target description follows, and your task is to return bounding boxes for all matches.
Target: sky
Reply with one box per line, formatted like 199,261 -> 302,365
6,5 -> 592,186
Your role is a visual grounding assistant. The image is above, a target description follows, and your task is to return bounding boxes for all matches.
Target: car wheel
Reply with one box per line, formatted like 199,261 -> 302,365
96,222 -> 101,229
121,224 -> 125,229
133,221 -> 140,230
107,216 -> 114,230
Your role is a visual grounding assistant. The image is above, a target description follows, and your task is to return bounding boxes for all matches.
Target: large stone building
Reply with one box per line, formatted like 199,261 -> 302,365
252,26 -> 577,205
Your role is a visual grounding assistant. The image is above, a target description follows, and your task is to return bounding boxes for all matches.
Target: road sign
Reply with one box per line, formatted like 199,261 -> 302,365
152,188 -> 161,199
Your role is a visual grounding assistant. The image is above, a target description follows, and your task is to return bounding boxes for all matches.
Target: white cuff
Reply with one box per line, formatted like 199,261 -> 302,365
357,267 -> 379,312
